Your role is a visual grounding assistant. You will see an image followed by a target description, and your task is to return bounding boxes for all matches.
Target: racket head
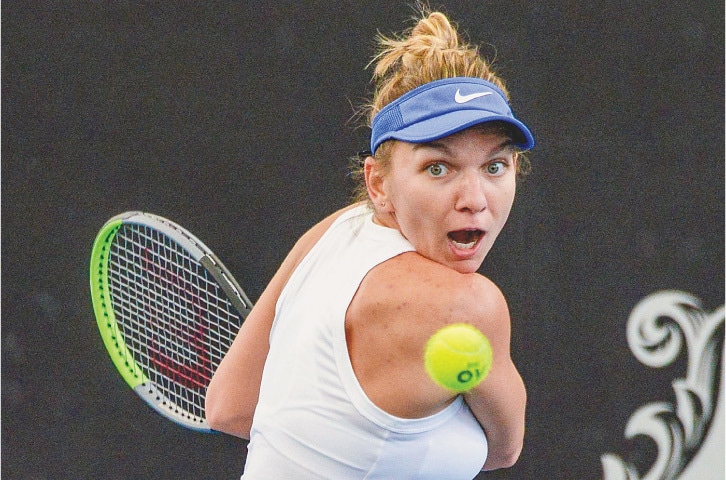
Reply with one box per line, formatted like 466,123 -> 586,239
90,212 -> 252,432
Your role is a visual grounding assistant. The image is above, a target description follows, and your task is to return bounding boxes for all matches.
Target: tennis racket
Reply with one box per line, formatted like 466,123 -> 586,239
89,211 -> 253,432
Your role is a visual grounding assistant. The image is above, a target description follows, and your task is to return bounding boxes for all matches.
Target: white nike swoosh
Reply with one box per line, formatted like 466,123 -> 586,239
454,89 -> 493,103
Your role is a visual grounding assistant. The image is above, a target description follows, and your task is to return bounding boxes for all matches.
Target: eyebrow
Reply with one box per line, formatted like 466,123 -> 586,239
412,138 -> 514,157
412,140 -> 451,154
489,140 -> 516,156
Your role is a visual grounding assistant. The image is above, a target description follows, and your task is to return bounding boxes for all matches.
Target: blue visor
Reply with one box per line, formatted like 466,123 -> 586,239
370,77 -> 534,154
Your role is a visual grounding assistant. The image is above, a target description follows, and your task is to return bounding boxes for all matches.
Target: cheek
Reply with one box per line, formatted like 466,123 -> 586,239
391,180 -> 441,220
497,185 -> 517,221
389,182 -> 442,236
388,172 -> 423,208
497,177 -> 517,207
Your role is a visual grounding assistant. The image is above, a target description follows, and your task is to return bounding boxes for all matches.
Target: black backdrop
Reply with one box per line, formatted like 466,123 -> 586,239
2,1 -> 723,478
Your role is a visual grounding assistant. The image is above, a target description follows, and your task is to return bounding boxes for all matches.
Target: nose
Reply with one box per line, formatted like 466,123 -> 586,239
454,171 -> 488,213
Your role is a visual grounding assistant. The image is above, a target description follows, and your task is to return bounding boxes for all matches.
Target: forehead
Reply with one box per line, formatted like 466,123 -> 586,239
467,121 -> 521,142
374,122 -> 517,169
409,127 -> 516,156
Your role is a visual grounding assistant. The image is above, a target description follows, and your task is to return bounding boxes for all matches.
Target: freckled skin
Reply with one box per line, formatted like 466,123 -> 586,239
366,129 -> 517,274
207,129 -> 527,473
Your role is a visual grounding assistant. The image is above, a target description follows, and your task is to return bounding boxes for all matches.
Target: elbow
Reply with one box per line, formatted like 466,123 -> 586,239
484,440 -> 523,471
498,441 -> 524,468
204,390 -> 225,431
205,390 -> 252,439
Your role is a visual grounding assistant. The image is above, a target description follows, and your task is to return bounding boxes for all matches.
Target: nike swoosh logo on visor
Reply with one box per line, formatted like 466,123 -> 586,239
454,90 -> 493,103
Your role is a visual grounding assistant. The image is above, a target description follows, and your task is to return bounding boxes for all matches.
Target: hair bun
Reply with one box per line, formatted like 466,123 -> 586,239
367,9 -> 509,125
410,12 -> 459,49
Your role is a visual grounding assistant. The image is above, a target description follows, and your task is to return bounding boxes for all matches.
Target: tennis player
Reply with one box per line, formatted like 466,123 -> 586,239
206,7 -> 532,479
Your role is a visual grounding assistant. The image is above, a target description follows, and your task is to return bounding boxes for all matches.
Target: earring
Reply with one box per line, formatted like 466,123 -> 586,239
380,201 -> 386,207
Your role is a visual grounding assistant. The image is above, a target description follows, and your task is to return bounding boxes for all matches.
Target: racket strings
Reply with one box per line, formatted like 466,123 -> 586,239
107,224 -> 241,421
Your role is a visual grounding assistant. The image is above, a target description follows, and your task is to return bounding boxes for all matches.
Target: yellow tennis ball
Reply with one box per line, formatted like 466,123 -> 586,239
424,323 -> 493,393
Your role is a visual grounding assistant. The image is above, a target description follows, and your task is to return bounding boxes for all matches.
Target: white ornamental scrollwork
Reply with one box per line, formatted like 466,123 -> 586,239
601,290 -> 724,480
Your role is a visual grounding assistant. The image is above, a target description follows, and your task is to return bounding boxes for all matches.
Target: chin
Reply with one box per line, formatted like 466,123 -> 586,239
449,247 -> 490,273
451,258 -> 485,274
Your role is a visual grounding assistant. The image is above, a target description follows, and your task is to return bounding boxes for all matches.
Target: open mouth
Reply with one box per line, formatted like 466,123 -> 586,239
447,229 -> 484,250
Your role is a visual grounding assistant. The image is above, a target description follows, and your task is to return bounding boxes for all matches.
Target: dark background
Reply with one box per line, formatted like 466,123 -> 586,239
2,1 -> 723,478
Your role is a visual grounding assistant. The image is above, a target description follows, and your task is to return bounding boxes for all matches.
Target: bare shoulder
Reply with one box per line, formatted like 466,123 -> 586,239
347,251 -> 511,418
355,252 -> 509,338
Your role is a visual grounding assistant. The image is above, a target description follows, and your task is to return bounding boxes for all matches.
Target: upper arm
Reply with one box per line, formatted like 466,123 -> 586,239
204,262 -> 286,438
460,277 -> 527,470
348,256 -> 525,452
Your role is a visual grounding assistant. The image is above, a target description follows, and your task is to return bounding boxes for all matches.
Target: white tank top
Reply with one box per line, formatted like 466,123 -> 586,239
242,205 -> 488,479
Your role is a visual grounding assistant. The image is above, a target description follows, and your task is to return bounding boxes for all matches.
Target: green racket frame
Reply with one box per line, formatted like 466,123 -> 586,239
90,217 -> 149,388
89,212 -> 252,432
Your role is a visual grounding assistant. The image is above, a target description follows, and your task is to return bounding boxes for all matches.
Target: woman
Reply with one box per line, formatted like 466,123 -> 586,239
206,8 -> 532,479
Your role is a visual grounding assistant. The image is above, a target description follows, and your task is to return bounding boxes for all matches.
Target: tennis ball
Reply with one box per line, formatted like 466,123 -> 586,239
424,323 -> 493,393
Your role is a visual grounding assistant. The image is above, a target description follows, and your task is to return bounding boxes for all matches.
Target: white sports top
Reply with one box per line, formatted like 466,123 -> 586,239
242,205 -> 488,479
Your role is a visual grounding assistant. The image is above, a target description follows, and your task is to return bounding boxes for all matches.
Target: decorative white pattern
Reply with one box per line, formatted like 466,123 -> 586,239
601,290 -> 725,480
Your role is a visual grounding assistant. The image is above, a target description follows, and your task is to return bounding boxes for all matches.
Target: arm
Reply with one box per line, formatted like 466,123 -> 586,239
462,276 -> 527,470
204,262 -> 286,438
205,204 -> 360,438
348,254 -> 525,464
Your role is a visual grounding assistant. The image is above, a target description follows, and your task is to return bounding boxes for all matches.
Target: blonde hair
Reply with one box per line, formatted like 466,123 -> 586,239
367,9 -> 509,124
351,7 -> 529,203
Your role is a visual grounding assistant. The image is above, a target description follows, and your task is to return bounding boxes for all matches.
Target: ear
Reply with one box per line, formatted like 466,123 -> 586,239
364,156 -> 391,212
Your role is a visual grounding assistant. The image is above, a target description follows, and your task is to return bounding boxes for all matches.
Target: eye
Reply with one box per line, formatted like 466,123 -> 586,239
486,161 -> 507,176
426,163 -> 449,177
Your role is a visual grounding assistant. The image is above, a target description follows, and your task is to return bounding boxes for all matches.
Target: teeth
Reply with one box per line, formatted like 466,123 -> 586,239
449,230 -> 482,250
452,240 -> 477,250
